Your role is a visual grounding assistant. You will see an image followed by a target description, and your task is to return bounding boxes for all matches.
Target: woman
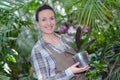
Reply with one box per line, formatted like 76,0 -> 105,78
30,4 -> 90,80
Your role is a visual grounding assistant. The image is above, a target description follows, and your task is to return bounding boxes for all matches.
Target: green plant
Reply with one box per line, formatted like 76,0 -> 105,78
0,0 -> 120,80
75,26 -> 95,52
0,0 -> 40,79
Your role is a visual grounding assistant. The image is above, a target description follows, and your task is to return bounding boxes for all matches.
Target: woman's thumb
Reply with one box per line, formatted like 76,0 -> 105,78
73,62 -> 79,67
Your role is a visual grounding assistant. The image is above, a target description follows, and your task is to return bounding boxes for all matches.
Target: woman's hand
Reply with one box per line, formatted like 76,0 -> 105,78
69,62 -> 90,74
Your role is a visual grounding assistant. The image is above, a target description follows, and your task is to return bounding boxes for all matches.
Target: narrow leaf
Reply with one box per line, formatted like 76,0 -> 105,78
75,27 -> 82,51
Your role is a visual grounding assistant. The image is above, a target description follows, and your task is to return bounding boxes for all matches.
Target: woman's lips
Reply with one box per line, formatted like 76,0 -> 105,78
45,26 -> 53,30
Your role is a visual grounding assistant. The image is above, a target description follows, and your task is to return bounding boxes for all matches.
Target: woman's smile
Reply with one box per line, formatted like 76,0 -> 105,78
37,9 -> 56,34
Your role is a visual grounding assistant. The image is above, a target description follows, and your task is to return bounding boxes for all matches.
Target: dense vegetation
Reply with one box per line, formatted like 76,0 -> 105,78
0,0 -> 120,80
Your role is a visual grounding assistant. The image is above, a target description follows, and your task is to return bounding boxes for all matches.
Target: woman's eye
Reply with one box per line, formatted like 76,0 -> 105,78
41,18 -> 46,21
50,17 -> 55,20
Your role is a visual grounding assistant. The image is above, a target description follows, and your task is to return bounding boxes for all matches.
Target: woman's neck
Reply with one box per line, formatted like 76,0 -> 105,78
42,33 -> 59,44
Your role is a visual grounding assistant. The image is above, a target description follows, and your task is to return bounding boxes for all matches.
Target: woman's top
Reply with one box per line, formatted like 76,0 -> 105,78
30,34 -> 85,80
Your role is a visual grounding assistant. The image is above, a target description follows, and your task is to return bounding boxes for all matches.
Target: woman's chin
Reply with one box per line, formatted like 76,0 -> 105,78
44,31 -> 54,34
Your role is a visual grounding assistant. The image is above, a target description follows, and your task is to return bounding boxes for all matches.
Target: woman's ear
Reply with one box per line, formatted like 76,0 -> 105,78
35,21 -> 41,34
35,21 -> 40,28
36,21 -> 39,26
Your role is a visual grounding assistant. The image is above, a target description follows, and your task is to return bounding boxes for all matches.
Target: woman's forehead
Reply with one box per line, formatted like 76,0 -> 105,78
38,9 -> 55,17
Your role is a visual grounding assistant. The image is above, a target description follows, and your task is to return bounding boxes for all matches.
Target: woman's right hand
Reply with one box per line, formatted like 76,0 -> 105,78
69,62 -> 90,74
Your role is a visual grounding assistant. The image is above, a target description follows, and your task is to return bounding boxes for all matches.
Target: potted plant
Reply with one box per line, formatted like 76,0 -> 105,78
73,25 -> 95,67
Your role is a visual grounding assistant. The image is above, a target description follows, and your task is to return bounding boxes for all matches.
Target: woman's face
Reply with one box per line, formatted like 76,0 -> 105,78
37,9 -> 56,34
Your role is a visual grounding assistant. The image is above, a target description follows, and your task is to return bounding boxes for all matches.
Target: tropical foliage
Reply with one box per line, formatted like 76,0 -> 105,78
0,0 -> 120,80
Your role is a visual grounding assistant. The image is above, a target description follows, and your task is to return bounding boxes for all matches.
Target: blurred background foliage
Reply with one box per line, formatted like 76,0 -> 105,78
0,0 -> 120,80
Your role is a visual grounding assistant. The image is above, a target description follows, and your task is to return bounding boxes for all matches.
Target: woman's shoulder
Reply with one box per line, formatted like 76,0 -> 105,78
31,40 -> 43,55
31,40 -> 49,57
32,40 -> 42,50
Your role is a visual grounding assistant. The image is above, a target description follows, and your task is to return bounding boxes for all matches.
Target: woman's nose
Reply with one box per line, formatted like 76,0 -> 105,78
47,20 -> 52,25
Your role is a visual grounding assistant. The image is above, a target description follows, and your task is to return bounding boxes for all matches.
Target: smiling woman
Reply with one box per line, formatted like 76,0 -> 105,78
36,9 -> 56,35
30,4 -> 90,80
